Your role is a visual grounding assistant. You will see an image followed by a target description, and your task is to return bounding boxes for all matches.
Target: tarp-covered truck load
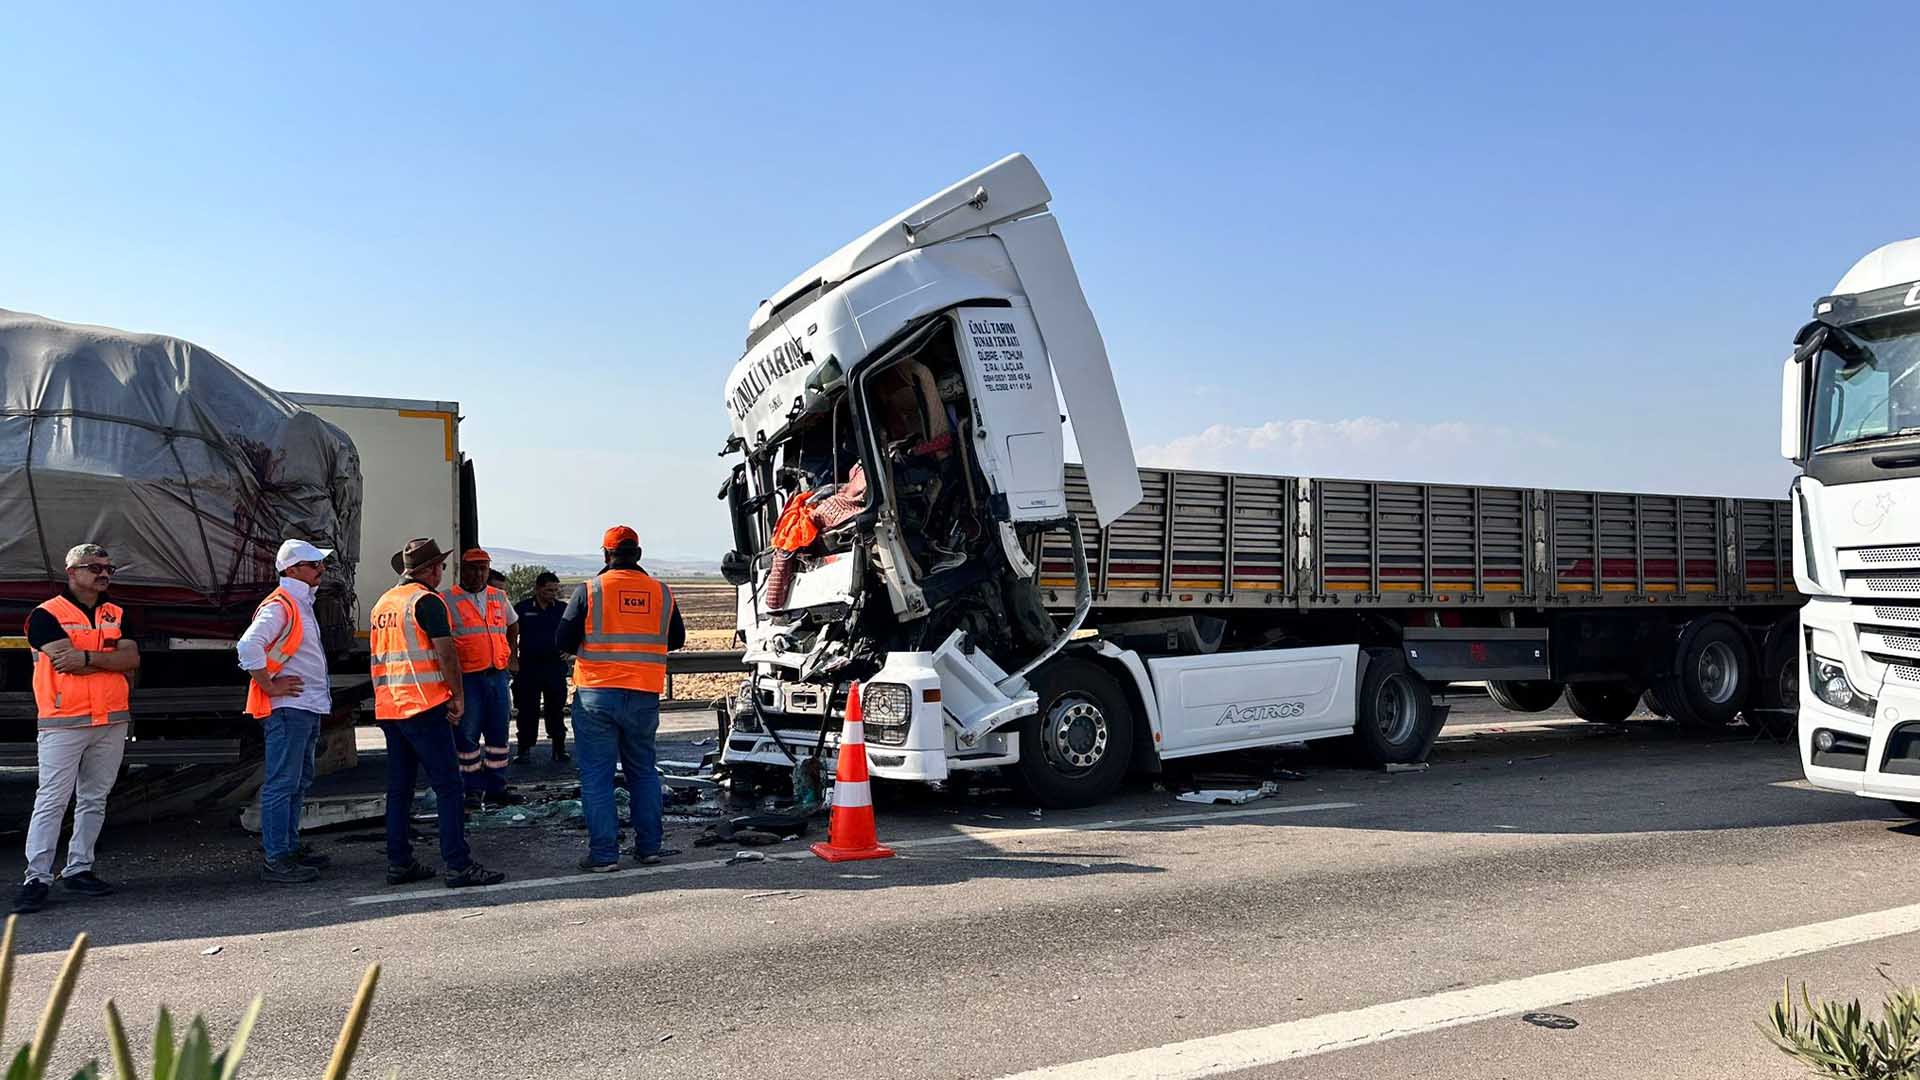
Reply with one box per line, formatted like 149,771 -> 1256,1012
0,309 -> 362,648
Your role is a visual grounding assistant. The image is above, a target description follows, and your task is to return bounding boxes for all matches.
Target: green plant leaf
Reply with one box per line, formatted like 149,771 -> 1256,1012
151,1009 -> 173,1080
6,1046 -> 32,1080
213,997 -> 261,1080
62,1064 -> 97,1080
174,1020 -> 210,1080
102,1001 -> 137,1080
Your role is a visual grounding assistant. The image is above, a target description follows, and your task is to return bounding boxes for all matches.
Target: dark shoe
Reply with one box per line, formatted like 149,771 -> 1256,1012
578,856 -> 619,874
12,881 -> 48,914
60,871 -> 114,897
463,793 -> 484,812
261,859 -> 320,884
515,749 -> 532,765
293,843 -> 332,870
632,847 -> 682,866
488,789 -> 526,806
445,863 -> 506,888
386,860 -> 436,886
552,747 -> 571,764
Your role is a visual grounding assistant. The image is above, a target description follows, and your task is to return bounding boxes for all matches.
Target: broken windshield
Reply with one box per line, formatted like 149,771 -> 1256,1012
1810,314 -> 1920,452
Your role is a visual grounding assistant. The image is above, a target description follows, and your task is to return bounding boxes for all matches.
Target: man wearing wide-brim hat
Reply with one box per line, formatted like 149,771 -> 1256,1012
366,538 -> 505,889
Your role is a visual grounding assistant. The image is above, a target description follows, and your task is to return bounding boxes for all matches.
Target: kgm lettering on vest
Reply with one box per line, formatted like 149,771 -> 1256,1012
617,591 -> 653,614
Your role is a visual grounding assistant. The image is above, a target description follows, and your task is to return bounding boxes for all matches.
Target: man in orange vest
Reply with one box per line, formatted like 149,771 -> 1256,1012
443,548 -> 519,802
14,543 -> 143,915
236,539 -> 335,885
371,538 -> 506,889
556,526 -> 685,872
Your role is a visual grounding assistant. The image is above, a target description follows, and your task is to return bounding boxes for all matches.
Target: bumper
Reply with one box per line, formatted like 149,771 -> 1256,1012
1799,599 -> 1920,801
720,651 -> 1023,783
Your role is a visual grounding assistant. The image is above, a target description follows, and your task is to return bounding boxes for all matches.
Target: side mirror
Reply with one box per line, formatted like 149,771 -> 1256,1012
1781,353 -> 1808,463
720,550 -> 754,587
800,355 -> 846,416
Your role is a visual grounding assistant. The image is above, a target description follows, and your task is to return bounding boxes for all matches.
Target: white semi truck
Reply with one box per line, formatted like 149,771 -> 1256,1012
720,155 -> 1802,807
1782,237 -> 1920,814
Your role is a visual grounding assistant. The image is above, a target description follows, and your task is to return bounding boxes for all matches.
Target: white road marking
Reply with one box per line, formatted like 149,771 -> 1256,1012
996,901 -> 1920,1079
338,800 -> 1358,908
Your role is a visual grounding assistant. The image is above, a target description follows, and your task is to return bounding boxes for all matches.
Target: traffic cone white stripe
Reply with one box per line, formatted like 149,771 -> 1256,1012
833,779 -> 873,809
842,720 -> 865,746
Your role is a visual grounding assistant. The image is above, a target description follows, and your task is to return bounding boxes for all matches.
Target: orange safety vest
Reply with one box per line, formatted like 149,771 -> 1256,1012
370,583 -> 453,720
29,596 -> 131,729
242,586 -> 303,720
445,586 -> 511,673
572,570 -> 674,694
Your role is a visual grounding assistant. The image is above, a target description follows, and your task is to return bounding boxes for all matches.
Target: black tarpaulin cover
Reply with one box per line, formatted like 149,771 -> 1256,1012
0,309 -> 361,642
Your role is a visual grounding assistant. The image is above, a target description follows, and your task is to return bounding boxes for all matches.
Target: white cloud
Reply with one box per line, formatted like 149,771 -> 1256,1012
1137,417 -> 1562,486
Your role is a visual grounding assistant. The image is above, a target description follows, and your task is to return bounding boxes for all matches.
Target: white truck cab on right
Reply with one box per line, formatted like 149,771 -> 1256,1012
1782,236 -> 1920,814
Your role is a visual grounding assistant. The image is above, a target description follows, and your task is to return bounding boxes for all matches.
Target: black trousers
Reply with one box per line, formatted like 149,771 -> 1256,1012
512,664 -> 569,751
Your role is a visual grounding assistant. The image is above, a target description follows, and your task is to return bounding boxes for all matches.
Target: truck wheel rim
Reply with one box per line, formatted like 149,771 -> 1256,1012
1043,696 -> 1108,774
1375,675 -> 1419,745
1697,641 -> 1739,704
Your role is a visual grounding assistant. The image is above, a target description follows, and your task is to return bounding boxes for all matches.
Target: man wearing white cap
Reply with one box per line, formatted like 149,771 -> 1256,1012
236,539 -> 335,884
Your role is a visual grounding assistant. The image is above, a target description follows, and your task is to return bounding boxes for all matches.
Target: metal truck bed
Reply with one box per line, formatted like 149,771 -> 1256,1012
1040,466 -> 1795,611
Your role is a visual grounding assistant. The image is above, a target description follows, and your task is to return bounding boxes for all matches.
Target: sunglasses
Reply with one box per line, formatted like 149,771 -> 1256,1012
75,563 -> 117,576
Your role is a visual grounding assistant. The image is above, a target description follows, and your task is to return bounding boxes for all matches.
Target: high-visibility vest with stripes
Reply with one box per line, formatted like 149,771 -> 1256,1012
30,596 -> 131,729
573,570 -> 674,693
370,583 -> 452,720
445,586 -> 511,673
243,586 -> 304,720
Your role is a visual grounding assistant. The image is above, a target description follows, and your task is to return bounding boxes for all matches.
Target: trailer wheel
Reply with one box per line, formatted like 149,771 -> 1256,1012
1565,682 -> 1641,724
1344,649 -> 1440,766
1657,615 -> 1755,730
1487,680 -> 1564,714
1008,658 -> 1135,808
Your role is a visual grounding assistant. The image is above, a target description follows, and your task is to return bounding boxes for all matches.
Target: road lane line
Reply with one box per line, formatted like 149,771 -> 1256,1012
337,800 -> 1359,908
997,901 -> 1920,1079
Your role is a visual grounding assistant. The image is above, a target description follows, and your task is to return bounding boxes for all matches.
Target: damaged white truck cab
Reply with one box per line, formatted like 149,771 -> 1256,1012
718,154 -> 1396,807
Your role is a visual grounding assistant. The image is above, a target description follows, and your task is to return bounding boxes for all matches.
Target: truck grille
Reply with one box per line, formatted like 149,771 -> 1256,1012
1851,546 -> 1920,566
1849,574 -> 1920,596
1862,629 -> 1920,659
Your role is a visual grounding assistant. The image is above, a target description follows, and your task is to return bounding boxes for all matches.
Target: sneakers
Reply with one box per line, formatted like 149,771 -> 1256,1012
61,871 -> 114,897
445,863 -> 506,888
12,881 -> 48,914
577,856 -> 619,874
293,843 -> 332,870
632,847 -> 682,866
261,859 -> 320,885
386,860 -> 437,886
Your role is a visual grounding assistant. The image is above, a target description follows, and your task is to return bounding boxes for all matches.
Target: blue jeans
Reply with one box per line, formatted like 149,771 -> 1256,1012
260,707 -> 320,864
572,688 -> 663,864
378,705 -> 472,873
456,669 -> 512,795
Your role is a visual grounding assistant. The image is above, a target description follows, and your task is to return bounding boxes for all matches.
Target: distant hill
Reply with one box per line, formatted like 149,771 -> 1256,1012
489,547 -> 721,578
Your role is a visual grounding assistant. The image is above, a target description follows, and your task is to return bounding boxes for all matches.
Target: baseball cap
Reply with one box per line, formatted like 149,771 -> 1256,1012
601,525 -> 639,550
275,539 -> 334,573
461,548 -> 491,564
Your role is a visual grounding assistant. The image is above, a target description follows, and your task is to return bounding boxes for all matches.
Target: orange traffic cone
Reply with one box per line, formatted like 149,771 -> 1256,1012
811,682 -> 895,862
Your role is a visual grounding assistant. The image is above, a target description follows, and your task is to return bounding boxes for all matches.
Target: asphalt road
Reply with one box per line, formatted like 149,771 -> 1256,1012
0,694 -> 1907,1079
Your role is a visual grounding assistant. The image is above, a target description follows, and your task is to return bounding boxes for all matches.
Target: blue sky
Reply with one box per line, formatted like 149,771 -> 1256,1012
2,5 -> 1911,558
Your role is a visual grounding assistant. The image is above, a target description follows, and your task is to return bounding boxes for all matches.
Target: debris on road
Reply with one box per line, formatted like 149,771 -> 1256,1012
1175,779 -> 1296,806
693,810 -> 813,848
726,851 -> 765,866
1385,762 -> 1430,774
200,945 -> 222,956
1522,1012 -> 1578,1030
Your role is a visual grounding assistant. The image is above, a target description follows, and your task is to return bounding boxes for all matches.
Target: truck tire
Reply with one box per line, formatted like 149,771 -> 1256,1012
1657,615 -> 1755,730
1751,624 -> 1799,739
1344,649 -> 1440,766
1486,680 -> 1564,713
1009,658 -> 1135,808
1565,682 -> 1640,724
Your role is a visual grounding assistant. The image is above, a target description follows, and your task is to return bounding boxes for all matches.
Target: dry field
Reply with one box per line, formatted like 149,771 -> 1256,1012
666,579 -> 740,704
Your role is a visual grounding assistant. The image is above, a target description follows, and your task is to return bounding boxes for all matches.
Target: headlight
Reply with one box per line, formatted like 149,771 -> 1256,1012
860,682 -> 911,725
1808,648 -> 1875,717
